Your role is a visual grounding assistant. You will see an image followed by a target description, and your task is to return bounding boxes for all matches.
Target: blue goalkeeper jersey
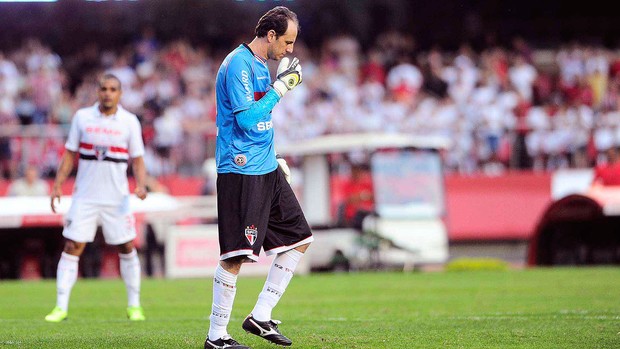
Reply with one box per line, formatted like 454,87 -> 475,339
215,44 -> 278,175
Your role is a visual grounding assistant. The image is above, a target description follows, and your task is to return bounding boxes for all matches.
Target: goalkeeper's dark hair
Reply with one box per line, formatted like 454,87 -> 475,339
98,73 -> 122,90
255,6 -> 299,38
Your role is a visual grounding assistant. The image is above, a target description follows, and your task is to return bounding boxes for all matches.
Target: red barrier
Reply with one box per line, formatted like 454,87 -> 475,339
444,172 -> 552,241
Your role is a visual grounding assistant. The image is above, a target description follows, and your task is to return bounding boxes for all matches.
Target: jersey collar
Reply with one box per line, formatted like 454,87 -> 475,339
242,43 -> 267,65
93,102 -> 120,120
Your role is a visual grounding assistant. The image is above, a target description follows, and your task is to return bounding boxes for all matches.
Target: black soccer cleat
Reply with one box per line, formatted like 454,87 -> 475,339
242,315 -> 292,346
204,335 -> 251,349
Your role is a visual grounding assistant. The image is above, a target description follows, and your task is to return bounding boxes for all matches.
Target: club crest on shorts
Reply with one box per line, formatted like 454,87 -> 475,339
245,225 -> 258,245
235,154 -> 247,166
94,145 -> 109,160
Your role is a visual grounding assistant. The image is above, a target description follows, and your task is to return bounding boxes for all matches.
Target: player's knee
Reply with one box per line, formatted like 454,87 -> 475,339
220,257 -> 245,274
294,243 -> 310,253
63,239 -> 86,256
116,241 -> 135,254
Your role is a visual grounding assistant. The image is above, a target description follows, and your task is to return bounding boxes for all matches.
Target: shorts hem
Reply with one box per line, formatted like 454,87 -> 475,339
221,249 -> 259,262
62,232 -> 93,244
105,235 -> 137,246
264,235 -> 314,256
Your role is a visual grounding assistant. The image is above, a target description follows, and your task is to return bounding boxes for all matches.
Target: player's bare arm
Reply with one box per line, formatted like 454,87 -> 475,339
51,150 -> 76,213
131,156 -> 147,200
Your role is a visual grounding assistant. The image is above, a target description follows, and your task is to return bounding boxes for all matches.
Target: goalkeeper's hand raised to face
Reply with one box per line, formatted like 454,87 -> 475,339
272,57 -> 302,98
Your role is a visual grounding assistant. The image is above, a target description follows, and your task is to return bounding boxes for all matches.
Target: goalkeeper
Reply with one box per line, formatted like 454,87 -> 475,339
204,6 -> 313,349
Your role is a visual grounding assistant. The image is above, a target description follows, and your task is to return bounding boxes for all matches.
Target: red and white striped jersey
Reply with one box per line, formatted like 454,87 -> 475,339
65,104 -> 144,204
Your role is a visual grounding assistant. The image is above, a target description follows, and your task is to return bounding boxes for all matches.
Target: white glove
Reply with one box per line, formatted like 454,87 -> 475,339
272,57 -> 302,97
276,154 -> 291,184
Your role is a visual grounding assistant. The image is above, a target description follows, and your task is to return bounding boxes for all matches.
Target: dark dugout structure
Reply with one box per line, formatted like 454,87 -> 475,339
528,192 -> 620,266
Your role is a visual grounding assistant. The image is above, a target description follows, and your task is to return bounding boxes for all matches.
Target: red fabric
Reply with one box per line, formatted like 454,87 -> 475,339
329,176 -> 348,217
514,100 -> 531,134
492,57 -> 509,87
610,59 -> 620,78
498,136 -> 512,164
594,163 -> 620,186
444,172 -> 552,241
341,174 -> 374,222
0,176 -> 206,196
360,61 -> 386,84
586,133 -> 598,165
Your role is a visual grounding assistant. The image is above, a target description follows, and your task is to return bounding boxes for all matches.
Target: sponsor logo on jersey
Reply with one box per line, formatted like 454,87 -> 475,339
94,145 -> 109,160
235,154 -> 247,166
85,127 -> 122,136
245,225 -> 258,245
241,70 -> 252,102
257,121 -> 272,131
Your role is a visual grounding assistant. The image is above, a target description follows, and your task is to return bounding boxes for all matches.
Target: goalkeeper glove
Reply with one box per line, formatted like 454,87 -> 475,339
272,57 -> 302,97
276,154 -> 291,184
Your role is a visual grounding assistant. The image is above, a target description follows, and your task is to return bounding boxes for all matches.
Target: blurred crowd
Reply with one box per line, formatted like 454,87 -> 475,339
1,29 -> 620,182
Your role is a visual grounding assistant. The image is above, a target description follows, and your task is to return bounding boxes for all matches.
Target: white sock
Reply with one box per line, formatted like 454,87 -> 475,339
208,264 -> 238,341
119,249 -> 141,307
251,249 -> 303,321
56,252 -> 79,312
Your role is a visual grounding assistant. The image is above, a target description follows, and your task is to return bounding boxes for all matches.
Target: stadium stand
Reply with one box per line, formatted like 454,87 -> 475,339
1,35 -> 620,179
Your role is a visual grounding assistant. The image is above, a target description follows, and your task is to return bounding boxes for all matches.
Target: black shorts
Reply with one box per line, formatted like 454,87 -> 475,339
216,169 -> 313,262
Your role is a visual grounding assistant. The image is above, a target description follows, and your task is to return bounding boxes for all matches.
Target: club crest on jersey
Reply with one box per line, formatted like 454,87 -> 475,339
245,225 -> 258,245
235,154 -> 247,167
94,145 -> 108,160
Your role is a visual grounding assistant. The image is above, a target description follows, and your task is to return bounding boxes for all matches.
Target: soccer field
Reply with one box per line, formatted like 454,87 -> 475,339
0,267 -> 618,348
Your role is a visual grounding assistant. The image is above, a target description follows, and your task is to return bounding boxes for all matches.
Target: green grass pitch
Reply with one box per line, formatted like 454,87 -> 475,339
0,267 -> 618,348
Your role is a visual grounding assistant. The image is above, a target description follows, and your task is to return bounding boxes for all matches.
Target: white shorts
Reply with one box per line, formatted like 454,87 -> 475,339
62,198 -> 136,245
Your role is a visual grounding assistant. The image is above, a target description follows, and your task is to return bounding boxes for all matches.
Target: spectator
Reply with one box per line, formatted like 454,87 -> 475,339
508,54 -> 538,102
133,25 -> 160,66
386,54 -> 423,104
7,165 -> 49,196
592,147 -> 620,186
341,163 -> 374,229
0,106 -> 18,179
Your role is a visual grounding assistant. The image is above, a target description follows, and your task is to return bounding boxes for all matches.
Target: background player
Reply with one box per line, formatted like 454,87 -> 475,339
204,6 -> 313,349
44,73 -> 148,323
